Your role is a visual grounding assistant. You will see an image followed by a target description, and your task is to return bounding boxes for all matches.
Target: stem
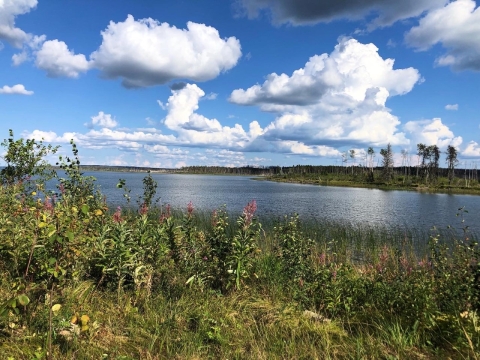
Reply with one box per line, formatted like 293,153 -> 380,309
48,283 -> 54,360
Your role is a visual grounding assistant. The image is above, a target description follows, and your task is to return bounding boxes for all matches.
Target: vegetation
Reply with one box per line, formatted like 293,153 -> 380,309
1,131 -> 480,359
261,144 -> 480,194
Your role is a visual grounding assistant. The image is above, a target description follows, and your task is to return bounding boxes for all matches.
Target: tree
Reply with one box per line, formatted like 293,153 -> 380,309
430,145 -> 440,184
0,129 -> 59,186
380,143 -> 394,182
401,149 -> 409,183
367,147 -> 375,182
349,149 -> 356,175
446,145 -> 459,185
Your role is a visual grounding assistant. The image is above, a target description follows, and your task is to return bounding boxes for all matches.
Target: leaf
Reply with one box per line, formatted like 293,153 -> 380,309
81,204 -> 89,215
66,230 -> 74,242
38,222 -> 47,228
52,304 -> 62,313
80,314 -> 90,326
95,209 -> 103,216
17,294 -> 29,306
185,275 -> 196,285
71,315 -> 78,324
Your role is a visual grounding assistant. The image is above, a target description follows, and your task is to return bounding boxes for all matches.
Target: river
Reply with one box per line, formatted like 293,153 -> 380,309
67,171 -> 480,234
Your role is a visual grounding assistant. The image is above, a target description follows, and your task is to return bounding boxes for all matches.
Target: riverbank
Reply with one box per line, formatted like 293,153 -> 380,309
261,175 -> 480,196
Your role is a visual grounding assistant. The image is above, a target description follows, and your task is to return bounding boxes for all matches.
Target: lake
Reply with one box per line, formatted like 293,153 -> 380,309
71,171 -> 479,234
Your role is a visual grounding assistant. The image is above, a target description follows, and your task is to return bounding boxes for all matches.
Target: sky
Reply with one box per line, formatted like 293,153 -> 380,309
1,0 -> 479,168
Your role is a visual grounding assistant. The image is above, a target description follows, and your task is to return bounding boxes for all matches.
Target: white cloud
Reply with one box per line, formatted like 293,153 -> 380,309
90,15 -> 242,88
24,77 -> 405,163
0,0 -> 37,48
85,111 -> 119,129
0,83 -> 33,95
204,92 -> 218,100
35,39 -> 90,78
231,38 -> 419,107
462,141 -> 480,158
445,104 -> 459,110
12,49 -> 28,65
405,0 -> 480,71
237,0 -> 446,28
12,34 -> 46,65
163,83 -> 261,149
230,38 -> 419,148
404,118 -> 463,150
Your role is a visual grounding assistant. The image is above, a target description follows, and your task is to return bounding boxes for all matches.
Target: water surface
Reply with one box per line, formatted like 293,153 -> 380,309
77,172 -> 478,233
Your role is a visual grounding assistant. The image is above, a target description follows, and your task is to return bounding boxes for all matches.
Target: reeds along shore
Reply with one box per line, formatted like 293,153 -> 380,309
1,173 -> 480,359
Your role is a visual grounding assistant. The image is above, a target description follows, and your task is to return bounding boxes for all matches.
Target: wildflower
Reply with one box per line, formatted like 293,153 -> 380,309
243,200 -> 257,227
59,183 -> 65,195
43,197 -> 54,215
400,256 -> 409,270
159,204 -> 171,223
187,201 -> 194,217
318,253 -> 326,266
211,209 -> 218,227
113,206 -> 122,223
139,202 -> 148,215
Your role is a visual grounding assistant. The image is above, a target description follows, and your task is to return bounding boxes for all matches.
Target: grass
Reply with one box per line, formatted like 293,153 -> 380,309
264,172 -> 480,196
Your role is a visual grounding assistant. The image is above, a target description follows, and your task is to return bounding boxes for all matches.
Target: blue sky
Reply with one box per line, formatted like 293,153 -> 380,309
1,0 -> 479,168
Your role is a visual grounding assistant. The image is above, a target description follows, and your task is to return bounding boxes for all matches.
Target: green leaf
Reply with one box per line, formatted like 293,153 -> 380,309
66,230 -> 74,242
81,204 -> 89,215
18,294 -> 30,306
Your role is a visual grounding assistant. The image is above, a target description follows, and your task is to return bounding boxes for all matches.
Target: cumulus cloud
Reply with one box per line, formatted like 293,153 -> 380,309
23,82 -> 361,163
231,38 -> 419,107
90,15 -> 242,88
404,118 -> 463,150
237,0 -> 446,28
445,104 -> 459,110
462,141 -> 480,158
35,40 -> 90,78
231,38 -> 420,148
0,84 -> 33,95
405,0 -> 480,71
163,83 -> 260,148
0,0 -> 37,48
85,111 -> 119,129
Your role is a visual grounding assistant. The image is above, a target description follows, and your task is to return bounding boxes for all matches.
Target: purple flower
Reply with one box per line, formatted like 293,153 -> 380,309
160,204 -> 171,223
243,200 -> 257,226
113,206 -> 122,223
187,201 -> 194,217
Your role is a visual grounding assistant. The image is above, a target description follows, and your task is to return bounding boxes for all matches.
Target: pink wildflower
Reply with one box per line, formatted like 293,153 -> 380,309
139,203 -> 148,215
43,197 -> 54,215
318,253 -> 326,266
113,206 -> 122,223
159,204 -> 171,223
59,183 -> 65,195
187,201 -> 194,217
243,200 -> 257,226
